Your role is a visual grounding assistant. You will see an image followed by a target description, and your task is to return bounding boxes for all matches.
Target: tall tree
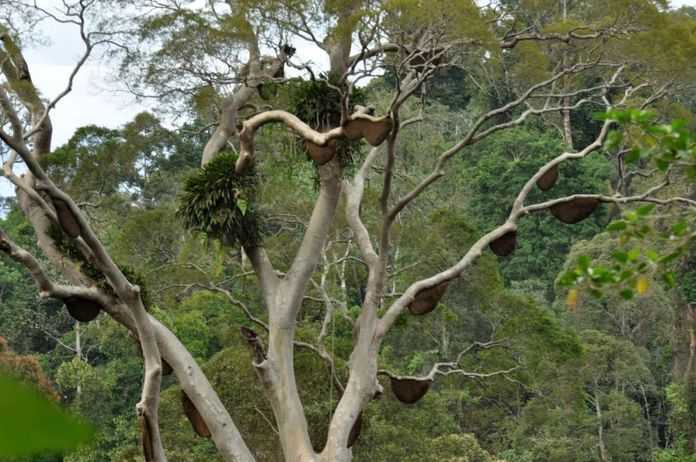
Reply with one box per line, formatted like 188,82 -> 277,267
0,1 -> 695,461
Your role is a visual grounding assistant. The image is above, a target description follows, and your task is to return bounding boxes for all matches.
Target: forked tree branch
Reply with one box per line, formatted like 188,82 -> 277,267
0,28 -> 168,462
378,339 -> 514,382
0,229 -> 109,306
377,69 -> 679,338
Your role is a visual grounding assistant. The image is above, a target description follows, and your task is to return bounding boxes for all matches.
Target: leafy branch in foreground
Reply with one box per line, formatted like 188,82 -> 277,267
0,374 -> 93,458
560,109 -> 695,305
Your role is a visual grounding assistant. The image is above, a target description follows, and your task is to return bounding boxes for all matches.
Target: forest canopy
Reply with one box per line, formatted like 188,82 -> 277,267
0,1 -> 695,461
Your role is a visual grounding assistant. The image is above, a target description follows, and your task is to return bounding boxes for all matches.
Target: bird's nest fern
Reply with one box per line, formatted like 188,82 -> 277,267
177,153 -> 261,248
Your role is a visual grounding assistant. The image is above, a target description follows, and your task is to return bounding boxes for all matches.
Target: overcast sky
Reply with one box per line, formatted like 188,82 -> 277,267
1,0 -> 695,198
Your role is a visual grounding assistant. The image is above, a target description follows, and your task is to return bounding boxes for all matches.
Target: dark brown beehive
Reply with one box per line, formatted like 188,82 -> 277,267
182,391 -> 212,438
390,377 -> 432,404
53,198 -> 81,238
0,237 -> 10,252
343,119 -> 365,140
347,412 -> 362,448
362,119 -> 392,146
536,164 -> 559,191
304,139 -> 337,165
342,117 -> 393,146
550,198 -> 600,224
139,413 -> 155,462
489,230 -> 517,257
64,296 -> 101,322
408,281 -> 448,315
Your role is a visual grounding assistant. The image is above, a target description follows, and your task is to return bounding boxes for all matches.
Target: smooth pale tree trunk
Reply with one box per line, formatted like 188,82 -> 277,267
76,322 -> 82,396
688,306 -> 696,454
264,317 -> 316,461
594,388 -> 610,462
563,101 -> 574,150
673,301 -> 696,453
561,0 -> 574,151
152,319 -> 256,462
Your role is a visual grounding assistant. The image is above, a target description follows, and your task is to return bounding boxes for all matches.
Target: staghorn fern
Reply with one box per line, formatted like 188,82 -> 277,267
177,153 -> 261,248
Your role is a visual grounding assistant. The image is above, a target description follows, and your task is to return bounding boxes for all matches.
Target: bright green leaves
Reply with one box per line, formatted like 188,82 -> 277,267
644,120 -> 696,174
599,108 -> 656,125
0,375 -> 93,458
559,200 -> 694,303
558,252 -> 631,299
237,198 -> 248,215
558,110 -> 696,304
602,109 -> 696,179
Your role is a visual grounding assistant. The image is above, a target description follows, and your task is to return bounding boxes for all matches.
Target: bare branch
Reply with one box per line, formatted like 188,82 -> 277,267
500,24 -> 636,49
378,339 -> 513,381
0,229 -> 109,306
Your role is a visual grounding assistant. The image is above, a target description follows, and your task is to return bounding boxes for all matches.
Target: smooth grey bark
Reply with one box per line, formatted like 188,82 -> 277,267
153,319 -> 256,462
593,387 -> 610,462
249,159 -> 343,462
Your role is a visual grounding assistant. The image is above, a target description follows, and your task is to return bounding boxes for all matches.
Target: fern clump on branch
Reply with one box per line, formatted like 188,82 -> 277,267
177,152 -> 261,248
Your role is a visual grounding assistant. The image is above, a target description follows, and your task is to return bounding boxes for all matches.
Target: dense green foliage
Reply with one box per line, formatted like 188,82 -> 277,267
178,153 -> 261,247
1,106 -> 689,460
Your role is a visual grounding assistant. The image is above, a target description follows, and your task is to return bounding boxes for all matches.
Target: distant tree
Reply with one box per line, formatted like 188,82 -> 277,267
0,335 -> 58,400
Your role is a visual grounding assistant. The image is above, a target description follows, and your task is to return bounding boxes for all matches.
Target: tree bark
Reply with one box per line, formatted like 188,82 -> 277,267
673,301 -> 696,453
562,101 -> 574,150
593,388 -> 610,462
153,319 -> 256,462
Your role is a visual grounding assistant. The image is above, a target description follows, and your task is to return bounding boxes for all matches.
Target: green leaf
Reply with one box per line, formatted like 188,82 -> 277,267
634,110 -> 656,125
619,270 -> 634,282
0,375 -> 93,457
589,266 -> 616,284
558,270 -> 580,287
624,148 -> 641,164
577,255 -> 591,271
606,130 -> 623,150
627,248 -> 641,262
612,251 -> 629,264
607,220 -> 628,232
237,198 -> 248,215
655,157 -> 670,171
636,204 -> 655,216
662,271 -> 676,288
620,289 -> 635,300
660,251 -> 682,264
672,221 -> 688,237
